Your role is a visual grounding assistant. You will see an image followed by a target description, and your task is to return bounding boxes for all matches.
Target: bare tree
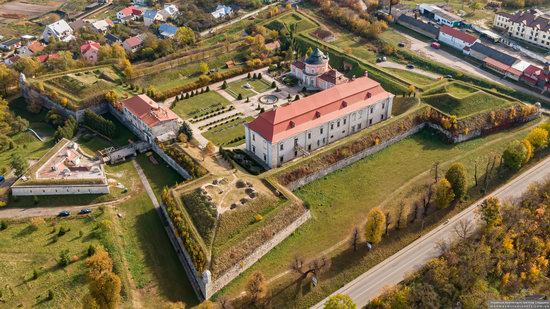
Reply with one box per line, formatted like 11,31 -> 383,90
433,161 -> 440,183
411,201 -> 420,223
218,296 -> 233,309
454,219 -> 473,241
473,159 -> 478,187
385,212 -> 392,235
424,184 -> 433,218
351,227 -> 360,252
396,202 -> 409,229
435,239 -> 449,255
290,255 -> 331,280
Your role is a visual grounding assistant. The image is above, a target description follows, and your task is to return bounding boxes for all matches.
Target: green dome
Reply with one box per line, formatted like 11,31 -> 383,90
305,48 -> 328,65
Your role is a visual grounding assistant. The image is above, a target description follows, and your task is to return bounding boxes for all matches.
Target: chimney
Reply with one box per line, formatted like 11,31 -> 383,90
364,70 -> 369,77
351,75 -> 356,81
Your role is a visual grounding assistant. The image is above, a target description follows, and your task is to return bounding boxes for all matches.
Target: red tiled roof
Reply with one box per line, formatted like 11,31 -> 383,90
247,76 -> 393,143
27,41 -> 45,54
522,64 -> 550,81
484,57 -> 510,72
440,25 -> 478,44
121,94 -> 179,127
265,40 -> 280,51
80,40 -> 100,54
124,36 -> 142,48
318,69 -> 348,85
291,60 -> 305,70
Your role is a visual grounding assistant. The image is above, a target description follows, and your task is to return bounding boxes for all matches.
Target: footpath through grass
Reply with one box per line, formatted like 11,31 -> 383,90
218,119 -> 543,307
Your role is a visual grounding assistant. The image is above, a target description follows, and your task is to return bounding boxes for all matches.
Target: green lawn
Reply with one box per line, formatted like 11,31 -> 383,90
172,91 -> 231,120
446,82 -> 478,98
392,97 -> 420,116
386,68 -> 437,87
77,112 -> 138,154
0,214 -> 107,308
111,156 -> 198,307
278,12 -> 318,33
202,116 -> 253,147
422,91 -> 511,118
219,119 -> 543,307
225,78 -> 271,99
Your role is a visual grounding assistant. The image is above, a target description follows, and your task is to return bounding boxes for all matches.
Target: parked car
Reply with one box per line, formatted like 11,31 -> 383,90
376,56 -> 387,63
445,74 -> 453,79
0,175 -> 4,184
406,63 -> 415,69
398,42 -> 406,47
431,42 -> 440,49
79,208 -> 92,215
58,210 -> 70,217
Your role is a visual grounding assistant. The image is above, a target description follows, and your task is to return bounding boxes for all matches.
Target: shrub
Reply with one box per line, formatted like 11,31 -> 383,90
32,269 -> 39,280
237,93 -> 243,100
0,221 -> 7,230
254,214 -> 263,222
58,250 -> 70,267
503,140 -> 527,171
271,81 -> 276,88
445,163 -> 467,200
521,139 -> 533,164
526,127 -> 548,150
434,178 -> 454,209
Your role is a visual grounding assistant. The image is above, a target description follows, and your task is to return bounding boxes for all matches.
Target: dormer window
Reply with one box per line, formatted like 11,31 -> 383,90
366,92 -> 372,98
315,111 -> 321,118
289,121 -> 295,128
341,101 -> 348,108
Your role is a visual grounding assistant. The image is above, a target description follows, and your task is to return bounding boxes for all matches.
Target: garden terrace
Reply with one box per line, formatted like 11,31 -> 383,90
167,171 -> 306,280
202,116 -> 254,147
171,91 -> 231,120
224,77 -> 272,99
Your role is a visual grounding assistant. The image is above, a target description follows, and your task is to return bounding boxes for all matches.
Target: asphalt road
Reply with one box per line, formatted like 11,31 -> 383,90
312,155 -> 550,308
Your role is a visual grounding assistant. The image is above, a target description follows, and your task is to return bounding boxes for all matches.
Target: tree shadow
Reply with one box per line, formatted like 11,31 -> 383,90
14,225 -> 37,238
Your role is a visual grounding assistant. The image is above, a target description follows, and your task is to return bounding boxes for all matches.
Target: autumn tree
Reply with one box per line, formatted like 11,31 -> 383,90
434,178 -> 454,209
503,140 -> 527,171
469,0 -> 482,12
175,26 -> 196,46
478,197 -> 502,229
246,271 -> 267,305
364,207 -> 386,244
521,139 -> 533,164
199,62 -> 209,75
0,64 -> 17,96
324,294 -> 356,309
445,162 -> 467,200
10,153 -> 28,177
83,247 -> 121,309
526,127 -> 548,150
14,57 -> 41,76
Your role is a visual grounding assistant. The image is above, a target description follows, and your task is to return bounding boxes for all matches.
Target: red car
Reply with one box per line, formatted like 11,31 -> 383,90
431,42 -> 441,49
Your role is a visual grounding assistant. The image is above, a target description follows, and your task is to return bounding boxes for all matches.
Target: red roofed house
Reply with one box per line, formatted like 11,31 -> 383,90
17,40 -> 45,57
117,6 -> 143,21
521,64 -> 550,92
123,35 -> 144,54
80,40 -> 101,64
36,53 -> 61,63
245,75 -> 394,168
121,94 -> 181,142
290,48 -> 348,90
437,25 -> 478,51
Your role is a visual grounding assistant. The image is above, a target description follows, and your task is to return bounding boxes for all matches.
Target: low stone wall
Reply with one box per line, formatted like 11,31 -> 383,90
286,124 -> 426,191
207,209 -> 312,297
11,183 -> 110,196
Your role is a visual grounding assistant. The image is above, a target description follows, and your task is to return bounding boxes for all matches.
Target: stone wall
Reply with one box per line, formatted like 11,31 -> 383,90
206,209 -> 312,297
286,124 -> 426,191
11,183 -> 110,196
151,143 -> 193,179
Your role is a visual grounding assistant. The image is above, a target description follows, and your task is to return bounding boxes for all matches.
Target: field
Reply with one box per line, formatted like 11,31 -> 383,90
224,78 -> 272,99
202,116 -> 254,147
171,91 -> 231,120
219,118 -> 543,307
0,213 -> 109,308
422,91 -> 512,118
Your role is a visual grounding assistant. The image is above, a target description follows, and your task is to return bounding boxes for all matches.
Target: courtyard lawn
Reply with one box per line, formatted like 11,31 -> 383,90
77,113 -> 138,154
202,116 -> 254,147
422,91 -> 512,118
225,78 -> 271,99
219,118 -> 544,307
110,156 -> 198,307
386,68 -> 437,87
0,214 -> 110,308
172,91 -> 231,120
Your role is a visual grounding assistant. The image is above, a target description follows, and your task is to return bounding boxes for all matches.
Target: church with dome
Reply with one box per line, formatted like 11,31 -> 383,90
290,48 -> 348,90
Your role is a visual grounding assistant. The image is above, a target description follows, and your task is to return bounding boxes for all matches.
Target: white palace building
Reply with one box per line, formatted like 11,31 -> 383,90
244,75 -> 394,168
290,48 -> 348,90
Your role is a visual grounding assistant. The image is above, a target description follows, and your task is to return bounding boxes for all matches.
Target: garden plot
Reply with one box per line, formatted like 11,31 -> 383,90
224,78 -> 272,99
171,91 -> 231,120
202,116 -> 254,147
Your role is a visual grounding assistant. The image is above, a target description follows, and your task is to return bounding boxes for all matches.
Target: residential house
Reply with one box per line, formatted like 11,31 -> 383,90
417,4 -> 462,27
42,20 -> 74,43
521,64 -> 550,91
36,53 -> 61,63
105,33 -> 122,44
117,6 -> 143,21
264,40 -> 280,53
81,41 -> 101,63
312,28 -> 337,42
143,10 -> 163,26
161,4 -> 179,19
69,19 -> 89,32
245,76 -> 394,168
0,38 -> 22,51
91,19 -> 114,33
123,35 -> 144,53
4,55 -> 21,66
17,40 -> 45,57
211,4 -> 232,19
494,9 -> 550,50
158,23 -> 178,38
438,25 -> 479,50
290,48 -> 348,90
121,94 -> 181,143
397,14 -> 440,39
